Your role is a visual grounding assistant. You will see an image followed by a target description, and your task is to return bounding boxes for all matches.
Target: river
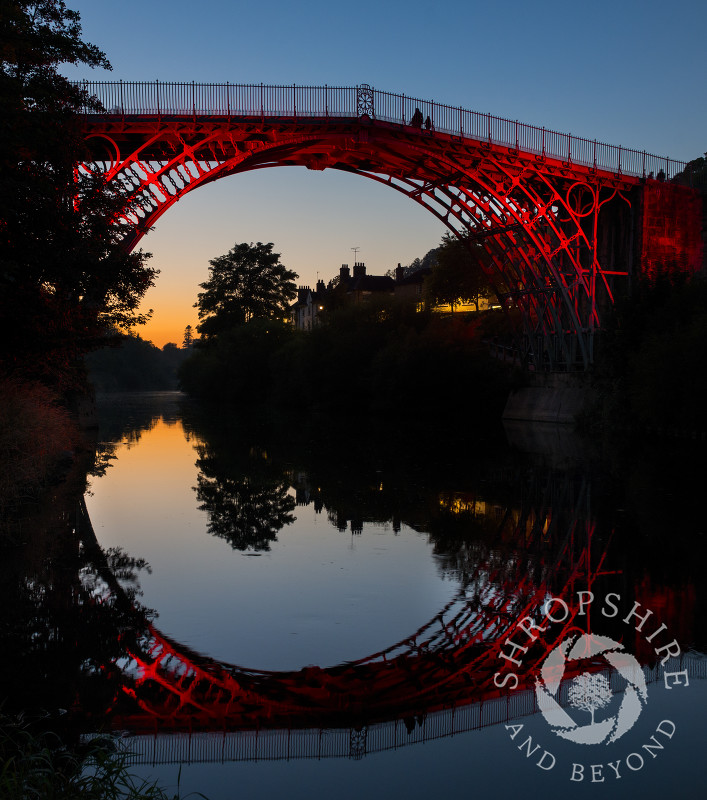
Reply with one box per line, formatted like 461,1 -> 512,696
1,391 -> 705,798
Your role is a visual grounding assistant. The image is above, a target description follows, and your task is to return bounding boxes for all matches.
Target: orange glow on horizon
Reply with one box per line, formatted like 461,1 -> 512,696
138,314 -> 199,349
132,278 -> 200,349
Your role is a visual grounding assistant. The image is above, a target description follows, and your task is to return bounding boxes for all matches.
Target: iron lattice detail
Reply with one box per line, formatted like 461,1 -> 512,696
80,83 -> 699,371
79,473 -> 613,735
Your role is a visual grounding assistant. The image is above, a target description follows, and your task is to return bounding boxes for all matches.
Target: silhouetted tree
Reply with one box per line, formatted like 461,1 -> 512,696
0,1 -> 156,387
424,233 -> 492,312
182,324 -> 194,348
196,470 -> 296,551
196,242 -> 298,338
672,151 -> 707,191
85,334 -> 184,391
193,436 -> 296,551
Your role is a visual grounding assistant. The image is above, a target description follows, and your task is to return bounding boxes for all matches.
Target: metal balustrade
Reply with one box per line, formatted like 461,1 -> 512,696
77,81 -> 691,182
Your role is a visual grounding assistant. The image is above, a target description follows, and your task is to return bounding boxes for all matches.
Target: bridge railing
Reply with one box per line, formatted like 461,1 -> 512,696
78,81 -> 690,182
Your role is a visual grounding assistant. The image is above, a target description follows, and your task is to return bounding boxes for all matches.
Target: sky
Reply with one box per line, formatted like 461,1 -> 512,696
61,0 -> 707,347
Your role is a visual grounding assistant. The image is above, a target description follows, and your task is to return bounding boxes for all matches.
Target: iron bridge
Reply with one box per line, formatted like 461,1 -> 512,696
79,82 -> 704,371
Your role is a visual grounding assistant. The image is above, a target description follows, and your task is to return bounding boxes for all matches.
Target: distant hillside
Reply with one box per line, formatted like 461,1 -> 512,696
86,334 -> 190,392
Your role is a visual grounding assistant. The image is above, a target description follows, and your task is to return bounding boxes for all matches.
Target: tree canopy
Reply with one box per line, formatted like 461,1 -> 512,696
0,1 -> 156,387
196,242 -> 298,338
424,233 -> 492,311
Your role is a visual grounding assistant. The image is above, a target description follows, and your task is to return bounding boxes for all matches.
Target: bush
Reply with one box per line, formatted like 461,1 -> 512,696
180,302 -> 515,424
589,276 -> 707,436
179,319 -> 295,403
0,712 -> 195,799
0,380 -> 78,513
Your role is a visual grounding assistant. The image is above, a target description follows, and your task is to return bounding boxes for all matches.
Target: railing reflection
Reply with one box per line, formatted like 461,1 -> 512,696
117,652 -> 706,765
5,396 -> 705,767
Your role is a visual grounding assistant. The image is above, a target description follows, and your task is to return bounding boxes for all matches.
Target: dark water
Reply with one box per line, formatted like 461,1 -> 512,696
1,391 -> 706,798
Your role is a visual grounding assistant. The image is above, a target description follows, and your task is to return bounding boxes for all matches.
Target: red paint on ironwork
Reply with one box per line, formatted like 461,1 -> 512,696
79,88 -> 703,370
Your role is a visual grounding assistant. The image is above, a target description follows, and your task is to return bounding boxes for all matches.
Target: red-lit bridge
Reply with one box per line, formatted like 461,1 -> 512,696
78,478 -> 611,737
80,82 -> 704,370
75,472 -> 704,764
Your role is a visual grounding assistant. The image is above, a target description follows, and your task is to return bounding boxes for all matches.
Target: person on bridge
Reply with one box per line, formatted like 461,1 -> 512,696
411,108 -> 423,128
425,115 -> 432,131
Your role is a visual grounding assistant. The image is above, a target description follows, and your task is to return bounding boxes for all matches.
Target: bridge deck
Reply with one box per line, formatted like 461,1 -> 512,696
78,82 -> 690,183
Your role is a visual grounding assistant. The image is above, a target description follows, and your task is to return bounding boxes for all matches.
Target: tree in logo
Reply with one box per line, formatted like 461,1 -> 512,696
535,633 -> 648,745
568,673 -> 612,725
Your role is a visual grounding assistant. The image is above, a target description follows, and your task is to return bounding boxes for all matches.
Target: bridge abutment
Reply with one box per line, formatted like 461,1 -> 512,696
503,372 -> 594,426
636,181 -> 704,280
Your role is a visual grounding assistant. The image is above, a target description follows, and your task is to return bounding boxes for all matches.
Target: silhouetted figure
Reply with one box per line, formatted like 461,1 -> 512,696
657,168 -> 666,182
424,115 -> 432,131
411,108 -> 423,128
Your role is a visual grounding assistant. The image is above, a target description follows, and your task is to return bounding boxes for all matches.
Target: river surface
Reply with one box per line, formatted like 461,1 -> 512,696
1,391 -> 706,799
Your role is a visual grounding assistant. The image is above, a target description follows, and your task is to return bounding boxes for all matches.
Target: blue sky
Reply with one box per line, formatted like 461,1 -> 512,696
63,0 -> 706,345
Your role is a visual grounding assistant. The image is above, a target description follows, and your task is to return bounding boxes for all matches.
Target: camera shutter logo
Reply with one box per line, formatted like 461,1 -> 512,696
535,633 -> 648,745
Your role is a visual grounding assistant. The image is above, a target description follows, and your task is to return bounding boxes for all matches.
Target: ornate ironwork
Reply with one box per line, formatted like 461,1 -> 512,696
356,83 -> 374,118
74,471 -> 624,738
349,727 -> 368,760
79,83 -> 702,371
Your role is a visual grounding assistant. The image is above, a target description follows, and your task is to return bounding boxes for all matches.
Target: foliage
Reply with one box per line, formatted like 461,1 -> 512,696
390,246 -> 439,278
179,319 -> 295,402
672,152 -> 707,191
196,242 -> 297,338
182,291 -> 515,421
367,313 -> 512,417
424,232 -> 492,311
85,334 -> 188,392
0,712 -> 196,799
588,275 -> 707,437
0,1 -> 156,388
0,378 -> 78,514
191,422 -> 296,551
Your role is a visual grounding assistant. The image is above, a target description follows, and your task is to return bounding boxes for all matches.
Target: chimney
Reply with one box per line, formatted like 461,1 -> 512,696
315,279 -> 325,294
353,261 -> 366,279
395,263 -> 405,282
340,264 -> 350,281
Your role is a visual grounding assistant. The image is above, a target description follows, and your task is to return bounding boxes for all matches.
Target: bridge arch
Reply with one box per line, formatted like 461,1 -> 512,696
77,464 -> 610,734
81,83 -> 693,370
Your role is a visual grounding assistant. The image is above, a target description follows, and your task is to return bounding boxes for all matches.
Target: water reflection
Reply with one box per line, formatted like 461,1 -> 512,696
0,491 -> 155,729
194,439 -> 296,552
1,393 -> 706,785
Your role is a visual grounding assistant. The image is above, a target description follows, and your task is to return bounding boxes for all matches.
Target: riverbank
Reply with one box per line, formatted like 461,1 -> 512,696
0,379 -> 82,526
179,306 -> 520,422
0,711 -> 193,799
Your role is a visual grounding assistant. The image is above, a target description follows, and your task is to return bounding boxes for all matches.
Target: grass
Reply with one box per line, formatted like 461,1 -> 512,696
0,712 -> 205,799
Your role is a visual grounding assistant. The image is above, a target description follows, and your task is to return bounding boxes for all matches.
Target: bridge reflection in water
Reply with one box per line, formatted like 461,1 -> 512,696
116,656 -> 702,766
72,420 -> 704,766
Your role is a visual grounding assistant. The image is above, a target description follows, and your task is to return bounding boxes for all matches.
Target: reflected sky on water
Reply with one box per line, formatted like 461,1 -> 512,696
86,413 -> 457,670
3,391 -> 706,798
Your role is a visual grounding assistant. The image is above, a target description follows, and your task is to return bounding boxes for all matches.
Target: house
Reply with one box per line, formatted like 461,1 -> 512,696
393,263 -> 431,309
336,262 -> 395,303
294,257 -> 494,329
290,280 -> 326,330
